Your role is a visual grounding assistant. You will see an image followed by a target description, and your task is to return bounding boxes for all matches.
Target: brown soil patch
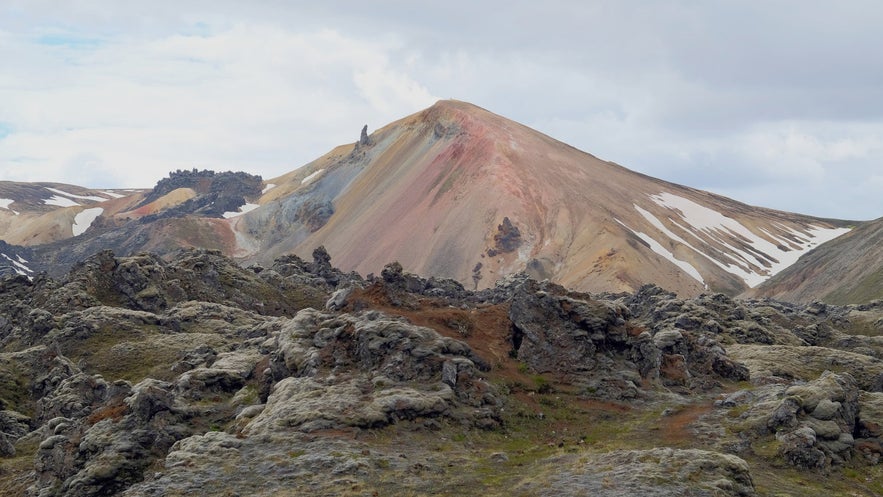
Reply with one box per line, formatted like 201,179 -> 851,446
659,403 -> 714,445
347,285 -> 514,372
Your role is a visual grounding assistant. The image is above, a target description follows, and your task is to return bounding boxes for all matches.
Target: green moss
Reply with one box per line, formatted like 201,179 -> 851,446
726,404 -> 750,418
62,323 -> 221,383
752,438 -> 781,458
531,375 -> 552,394
0,364 -> 33,416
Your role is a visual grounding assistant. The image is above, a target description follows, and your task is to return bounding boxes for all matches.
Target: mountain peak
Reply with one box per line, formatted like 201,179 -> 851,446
0,102 -> 854,297
232,101 -> 851,296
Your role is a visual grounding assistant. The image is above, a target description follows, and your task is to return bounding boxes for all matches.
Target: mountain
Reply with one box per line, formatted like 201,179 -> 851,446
0,171 -> 263,273
0,181 -> 145,246
233,100 -> 851,296
2,101 -> 883,496
744,216 -> 883,304
0,101 -> 856,298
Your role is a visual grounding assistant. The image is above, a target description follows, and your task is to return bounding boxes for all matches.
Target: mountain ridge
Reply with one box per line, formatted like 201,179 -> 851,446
0,100 -> 863,299
235,99 -> 853,296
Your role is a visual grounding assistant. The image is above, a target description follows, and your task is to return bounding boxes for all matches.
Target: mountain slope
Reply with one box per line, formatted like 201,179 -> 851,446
0,181 -> 145,245
744,217 -> 883,304
0,102 -> 855,297
3,171 -> 262,274
233,100 -> 850,296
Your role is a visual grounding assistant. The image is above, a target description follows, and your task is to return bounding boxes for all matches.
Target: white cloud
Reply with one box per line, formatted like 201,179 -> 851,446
0,1 -> 881,220
0,20 -> 437,187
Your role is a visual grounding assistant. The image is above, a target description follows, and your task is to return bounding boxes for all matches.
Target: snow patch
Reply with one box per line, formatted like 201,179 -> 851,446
646,192 -> 850,287
0,198 -> 18,215
616,218 -> 706,286
261,183 -> 276,194
301,169 -> 325,186
44,195 -> 80,207
636,204 -> 760,286
72,207 -> 104,236
45,187 -> 107,202
223,203 -> 260,219
101,191 -> 126,199
2,253 -> 32,276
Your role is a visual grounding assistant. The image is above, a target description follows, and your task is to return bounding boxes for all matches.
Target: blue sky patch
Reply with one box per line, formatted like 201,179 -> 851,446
35,33 -> 103,49
182,22 -> 212,37
0,123 -> 12,141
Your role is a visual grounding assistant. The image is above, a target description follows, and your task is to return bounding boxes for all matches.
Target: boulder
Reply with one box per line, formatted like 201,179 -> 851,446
517,448 -> 756,496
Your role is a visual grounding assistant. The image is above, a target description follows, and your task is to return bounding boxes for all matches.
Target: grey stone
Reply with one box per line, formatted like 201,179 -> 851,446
811,398 -> 842,421
325,287 -> 353,311
653,329 -> 684,349
777,426 -> 826,469
442,360 -> 458,387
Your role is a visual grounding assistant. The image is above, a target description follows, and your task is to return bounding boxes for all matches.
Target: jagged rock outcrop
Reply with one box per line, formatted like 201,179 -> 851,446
487,216 -> 522,257
255,308 -> 499,432
358,124 -> 372,147
510,280 -> 747,398
2,247 -> 883,495
135,169 -> 263,220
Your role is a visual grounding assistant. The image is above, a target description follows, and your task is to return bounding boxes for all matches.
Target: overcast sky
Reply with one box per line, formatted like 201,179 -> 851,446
1,1 -> 881,220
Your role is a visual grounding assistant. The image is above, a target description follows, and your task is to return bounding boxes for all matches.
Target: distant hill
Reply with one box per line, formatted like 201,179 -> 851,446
744,216 -> 883,304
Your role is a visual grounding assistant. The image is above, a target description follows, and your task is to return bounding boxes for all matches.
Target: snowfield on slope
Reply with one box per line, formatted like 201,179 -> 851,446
616,218 -> 707,286
45,187 -> 108,202
0,198 -> 18,214
630,192 -> 850,287
1,253 -> 32,276
72,208 -> 104,236
301,169 -> 325,186
223,203 -> 260,219
44,195 -> 80,207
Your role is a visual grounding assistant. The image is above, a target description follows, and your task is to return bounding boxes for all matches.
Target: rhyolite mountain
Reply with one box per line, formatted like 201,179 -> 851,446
236,100 -> 853,297
0,100 -> 859,298
2,101 -> 883,496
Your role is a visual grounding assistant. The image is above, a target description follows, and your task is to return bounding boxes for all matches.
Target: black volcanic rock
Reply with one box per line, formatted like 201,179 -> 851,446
136,169 -> 263,220
508,279 -> 748,398
487,216 -> 522,257
1,248 -> 883,495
